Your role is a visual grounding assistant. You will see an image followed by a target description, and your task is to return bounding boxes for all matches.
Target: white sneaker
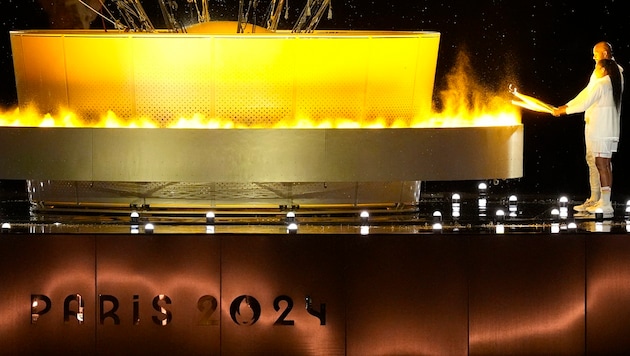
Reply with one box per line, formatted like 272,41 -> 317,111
573,199 -> 598,212
585,201 -> 614,217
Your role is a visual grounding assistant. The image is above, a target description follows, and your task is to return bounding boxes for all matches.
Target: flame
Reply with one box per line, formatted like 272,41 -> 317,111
0,54 -> 520,129
418,51 -> 521,128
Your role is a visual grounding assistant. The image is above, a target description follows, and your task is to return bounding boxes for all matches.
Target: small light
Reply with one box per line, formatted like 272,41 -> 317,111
508,195 -> 518,217
206,225 -> 215,234
433,211 -> 442,223
130,211 -> 139,224
286,211 -> 296,223
144,223 -> 154,234
478,198 -> 487,208
451,194 -> 461,219
360,210 -> 369,224
558,196 -> 569,219
478,183 -> 488,199
559,196 -> 568,206
551,223 -> 560,234
360,225 -> 370,236
626,221 -> 630,233
1,222 -> 10,232
206,211 -> 215,224
551,208 -> 560,222
495,209 -> 505,234
432,222 -> 443,233
130,226 -> 139,234
287,222 -> 298,234
495,209 -> 505,223
568,222 -> 577,231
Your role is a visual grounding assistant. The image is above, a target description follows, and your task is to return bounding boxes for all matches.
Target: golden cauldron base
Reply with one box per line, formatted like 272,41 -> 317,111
0,125 -> 523,209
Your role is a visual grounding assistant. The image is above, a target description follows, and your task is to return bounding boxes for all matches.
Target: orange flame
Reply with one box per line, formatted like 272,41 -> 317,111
420,51 -> 521,127
0,54 -> 520,129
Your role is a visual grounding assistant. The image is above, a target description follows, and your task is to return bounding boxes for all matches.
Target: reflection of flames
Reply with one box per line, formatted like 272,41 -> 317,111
0,53 -> 520,129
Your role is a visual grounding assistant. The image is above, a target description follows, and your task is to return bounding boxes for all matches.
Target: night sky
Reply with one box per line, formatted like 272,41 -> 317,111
1,0 -> 629,199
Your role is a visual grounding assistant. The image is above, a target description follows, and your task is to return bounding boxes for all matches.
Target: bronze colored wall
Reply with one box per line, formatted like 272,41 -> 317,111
1,233 -> 629,354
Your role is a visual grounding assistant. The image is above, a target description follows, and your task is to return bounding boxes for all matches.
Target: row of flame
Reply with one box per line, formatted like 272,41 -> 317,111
0,54 -> 522,128
0,106 -> 520,129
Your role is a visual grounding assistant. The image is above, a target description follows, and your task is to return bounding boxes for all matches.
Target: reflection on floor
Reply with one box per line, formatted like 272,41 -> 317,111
1,180 -> 628,234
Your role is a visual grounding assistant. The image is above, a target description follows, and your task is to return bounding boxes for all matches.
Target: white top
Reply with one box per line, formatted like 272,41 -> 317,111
566,75 -> 619,142
567,63 -> 623,112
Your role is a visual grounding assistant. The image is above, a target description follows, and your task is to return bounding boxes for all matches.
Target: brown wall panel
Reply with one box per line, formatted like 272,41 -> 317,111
220,234 -> 346,355
0,235 -> 96,355
344,235 -> 469,355
586,235 -> 630,353
469,235 -> 586,355
95,234 -> 222,355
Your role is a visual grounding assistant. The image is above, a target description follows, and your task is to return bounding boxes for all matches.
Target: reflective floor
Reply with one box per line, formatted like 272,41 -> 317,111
1,180 -> 629,234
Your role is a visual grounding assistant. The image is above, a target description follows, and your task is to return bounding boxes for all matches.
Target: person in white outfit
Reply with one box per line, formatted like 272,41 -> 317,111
555,42 -> 623,213
553,58 -> 623,217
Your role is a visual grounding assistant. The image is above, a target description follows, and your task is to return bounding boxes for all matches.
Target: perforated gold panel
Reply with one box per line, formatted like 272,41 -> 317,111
63,36 -> 135,120
213,36 -> 294,125
10,30 -> 440,126
132,36 -> 215,124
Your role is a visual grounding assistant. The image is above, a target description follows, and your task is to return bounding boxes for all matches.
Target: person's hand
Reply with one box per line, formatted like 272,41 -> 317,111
552,108 -> 562,117
552,106 -> 566,117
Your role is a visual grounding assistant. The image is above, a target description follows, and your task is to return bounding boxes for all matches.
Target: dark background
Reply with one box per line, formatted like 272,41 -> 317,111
1,0 -> 629,201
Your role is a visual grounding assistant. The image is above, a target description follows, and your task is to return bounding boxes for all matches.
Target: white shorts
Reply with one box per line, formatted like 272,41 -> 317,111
586,139 -> 618,159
